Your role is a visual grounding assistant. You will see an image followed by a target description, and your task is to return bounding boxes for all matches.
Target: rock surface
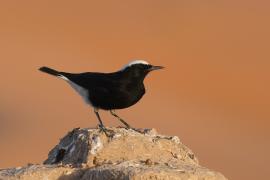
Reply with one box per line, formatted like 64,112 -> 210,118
0,127 -> 227,180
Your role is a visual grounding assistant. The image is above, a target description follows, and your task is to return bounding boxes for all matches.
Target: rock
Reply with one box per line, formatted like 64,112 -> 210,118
0,127 -> 227,180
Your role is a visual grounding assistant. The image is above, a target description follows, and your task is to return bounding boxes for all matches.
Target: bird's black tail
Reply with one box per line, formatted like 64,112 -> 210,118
39,66 -> 60,76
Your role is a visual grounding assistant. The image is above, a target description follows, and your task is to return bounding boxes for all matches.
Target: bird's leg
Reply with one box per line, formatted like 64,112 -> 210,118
94,109 -> 111,137
110,110 -> 143,133
110,110 -> 132,129
110,110 -> 143,134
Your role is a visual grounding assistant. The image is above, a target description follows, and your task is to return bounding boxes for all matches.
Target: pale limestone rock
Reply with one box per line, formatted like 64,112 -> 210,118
0,127 -> 227,180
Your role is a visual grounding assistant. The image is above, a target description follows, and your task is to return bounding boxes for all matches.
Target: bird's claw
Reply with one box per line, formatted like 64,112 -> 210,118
125,126 -> 144,134
98,125 -> 115,138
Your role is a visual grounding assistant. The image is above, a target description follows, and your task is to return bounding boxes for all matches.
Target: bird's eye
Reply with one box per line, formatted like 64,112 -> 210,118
147,65 -> 153,69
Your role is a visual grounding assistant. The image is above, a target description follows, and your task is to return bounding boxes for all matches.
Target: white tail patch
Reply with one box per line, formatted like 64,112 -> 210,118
59,75 -> 92,106
59,75 -> 69,81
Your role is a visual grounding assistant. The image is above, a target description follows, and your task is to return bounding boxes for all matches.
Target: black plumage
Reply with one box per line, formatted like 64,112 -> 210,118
39,61 -> 163,135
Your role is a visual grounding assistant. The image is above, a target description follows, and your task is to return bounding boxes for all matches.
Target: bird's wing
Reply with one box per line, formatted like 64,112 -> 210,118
88,81 -> 135,109
91,86 -> 111,96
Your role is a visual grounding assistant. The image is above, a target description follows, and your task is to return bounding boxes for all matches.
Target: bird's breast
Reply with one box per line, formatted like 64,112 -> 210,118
116,84 -> 145,109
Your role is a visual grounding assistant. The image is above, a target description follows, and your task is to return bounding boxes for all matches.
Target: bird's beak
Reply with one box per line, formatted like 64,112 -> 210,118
149,65 -> 165,71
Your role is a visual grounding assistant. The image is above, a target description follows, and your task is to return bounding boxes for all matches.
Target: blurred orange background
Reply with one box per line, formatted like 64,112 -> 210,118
0,1 -> 269,179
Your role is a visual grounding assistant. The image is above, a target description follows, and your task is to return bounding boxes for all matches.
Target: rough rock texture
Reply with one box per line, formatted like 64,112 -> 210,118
0,127 -> 227,180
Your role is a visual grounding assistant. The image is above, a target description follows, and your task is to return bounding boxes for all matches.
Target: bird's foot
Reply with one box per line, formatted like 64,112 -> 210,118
124,126 -> 144,134
98,125 -> 115,138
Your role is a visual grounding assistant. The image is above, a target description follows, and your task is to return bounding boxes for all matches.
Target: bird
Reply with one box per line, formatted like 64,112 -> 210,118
39,60 -> 164,136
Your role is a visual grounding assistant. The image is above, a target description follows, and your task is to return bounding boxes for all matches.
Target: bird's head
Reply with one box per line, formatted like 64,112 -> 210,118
121,60 -> 164,80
